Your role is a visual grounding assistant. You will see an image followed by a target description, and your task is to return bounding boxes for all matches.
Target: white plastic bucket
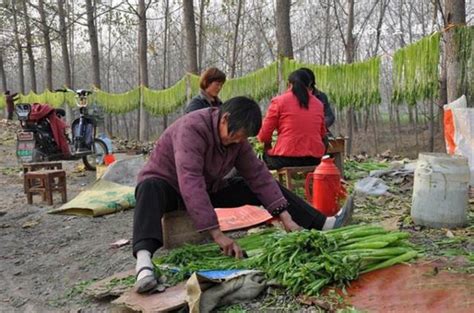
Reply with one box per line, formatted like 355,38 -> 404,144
411,153 -> 470,228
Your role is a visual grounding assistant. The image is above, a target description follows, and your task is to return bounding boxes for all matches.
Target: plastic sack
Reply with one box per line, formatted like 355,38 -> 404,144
354,176 -> 389,196
443,95 -> 467,155
452,107 -> 474,186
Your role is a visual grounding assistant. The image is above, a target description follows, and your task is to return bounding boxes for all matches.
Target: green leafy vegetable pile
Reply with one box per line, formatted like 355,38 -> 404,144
153,225 -> 418,296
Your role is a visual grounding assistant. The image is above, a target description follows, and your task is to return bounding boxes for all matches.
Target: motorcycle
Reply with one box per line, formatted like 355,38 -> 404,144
15,89 -> 109,170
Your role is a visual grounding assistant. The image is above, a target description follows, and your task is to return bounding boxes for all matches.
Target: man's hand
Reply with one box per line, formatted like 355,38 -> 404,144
208,228 -> 244,259
279,211 -> 302,232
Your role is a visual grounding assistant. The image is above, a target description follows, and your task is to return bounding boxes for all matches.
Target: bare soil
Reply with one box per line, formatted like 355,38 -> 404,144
0,120 -> 134,312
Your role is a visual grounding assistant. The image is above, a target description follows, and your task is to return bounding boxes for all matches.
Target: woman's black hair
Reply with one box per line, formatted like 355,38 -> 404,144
299,67 -> 321,96
220,96 -> 262,136
288,69 -> 311,109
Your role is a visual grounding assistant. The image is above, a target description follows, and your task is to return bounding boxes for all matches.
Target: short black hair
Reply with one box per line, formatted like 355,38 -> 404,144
220,96 -> 262,137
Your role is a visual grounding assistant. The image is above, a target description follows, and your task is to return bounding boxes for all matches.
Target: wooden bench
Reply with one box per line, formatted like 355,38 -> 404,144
25,169 -> 67,205
23,161 -> 63,193
276,137 -> 346,191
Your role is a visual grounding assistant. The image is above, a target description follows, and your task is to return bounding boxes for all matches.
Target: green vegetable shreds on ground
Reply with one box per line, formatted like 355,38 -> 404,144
153,225 -> 418,296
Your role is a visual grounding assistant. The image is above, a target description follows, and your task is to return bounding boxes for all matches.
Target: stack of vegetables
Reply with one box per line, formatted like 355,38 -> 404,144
154,225 -> 418,296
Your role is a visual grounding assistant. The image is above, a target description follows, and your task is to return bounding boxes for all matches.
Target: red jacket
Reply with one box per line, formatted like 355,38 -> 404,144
257,89 -> 326,158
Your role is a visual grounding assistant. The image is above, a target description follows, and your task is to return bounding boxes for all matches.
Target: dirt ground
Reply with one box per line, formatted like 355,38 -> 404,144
0,120 -> 134,312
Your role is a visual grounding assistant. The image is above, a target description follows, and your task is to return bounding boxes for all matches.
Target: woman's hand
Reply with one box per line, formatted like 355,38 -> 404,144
208,228 -> 244,259
279,211 -> 302,232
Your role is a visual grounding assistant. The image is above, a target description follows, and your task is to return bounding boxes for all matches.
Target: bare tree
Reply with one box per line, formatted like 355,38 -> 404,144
57,0 -> 73,124
162,0 -> 170,130
230,0 -> 244,78
275,0 -> 294,58
38,0 -> 53,90
183,0 -> 199,74
197,0 -> 207,72
21,0 -> 37,92
11,1 -> 25,94
445,0 -> 467,103
85,0 -> 101,88
138,0 -> 150,141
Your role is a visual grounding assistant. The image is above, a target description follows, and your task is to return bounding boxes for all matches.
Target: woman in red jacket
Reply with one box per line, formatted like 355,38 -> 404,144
257,69 -> 326,169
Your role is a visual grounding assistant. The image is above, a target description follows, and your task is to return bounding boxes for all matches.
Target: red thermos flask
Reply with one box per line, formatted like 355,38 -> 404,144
305,156 -> 346,216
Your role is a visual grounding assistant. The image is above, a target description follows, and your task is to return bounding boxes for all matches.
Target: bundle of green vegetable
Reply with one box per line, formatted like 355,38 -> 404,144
253,225 -> 417,295
153,225 -> 417,296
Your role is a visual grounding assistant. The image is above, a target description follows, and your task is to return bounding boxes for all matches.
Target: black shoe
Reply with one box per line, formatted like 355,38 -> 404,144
333,195 -> 354,228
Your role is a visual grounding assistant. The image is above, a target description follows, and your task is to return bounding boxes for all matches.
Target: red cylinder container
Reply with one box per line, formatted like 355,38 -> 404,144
305,156 -> 346,216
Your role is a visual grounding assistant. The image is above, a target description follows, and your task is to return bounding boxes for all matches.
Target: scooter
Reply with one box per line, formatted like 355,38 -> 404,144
15,89 -> 108,170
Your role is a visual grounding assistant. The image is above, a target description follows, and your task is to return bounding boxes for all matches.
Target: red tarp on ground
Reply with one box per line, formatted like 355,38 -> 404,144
343,259 -> 474,313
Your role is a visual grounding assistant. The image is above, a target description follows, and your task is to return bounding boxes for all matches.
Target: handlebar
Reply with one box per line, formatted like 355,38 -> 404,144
54,88 -> 92,96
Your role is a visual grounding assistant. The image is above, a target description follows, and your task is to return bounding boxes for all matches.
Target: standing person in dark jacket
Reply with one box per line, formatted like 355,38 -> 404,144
184,67 -> 226,113
133,96 -> 354,293
299,67 -> 335,129
5,91 -> 19,120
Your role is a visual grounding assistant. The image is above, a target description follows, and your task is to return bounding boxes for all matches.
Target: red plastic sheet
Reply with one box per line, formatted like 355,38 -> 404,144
343,260 -> 474,312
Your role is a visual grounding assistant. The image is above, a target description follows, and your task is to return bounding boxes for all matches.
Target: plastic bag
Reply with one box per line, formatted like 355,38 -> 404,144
443,95 -> 467,155
452,107 -> 474,186
354,176 -> 389,196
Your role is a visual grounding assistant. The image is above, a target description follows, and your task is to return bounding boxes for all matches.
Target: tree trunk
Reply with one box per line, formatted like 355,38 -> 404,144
162,0 -> 170,132
57,0 -> 73,124
345,0 -> 355,156
230,0 -> 244,78
322,0 -> 331,64
275,0 -> 294,58
104,0 -> 113,137
183,0 -> 198,74
85,0 -> 101,88
445,0 -> 466,103
428,99 -> 435,152
21,0 -> 37,92
38,0 -> 53,90
12,2 -> 25,94
138,0 -> 149,141
0,54 -> 6,92
197,0 -> 207,72
371,105 -> 379,154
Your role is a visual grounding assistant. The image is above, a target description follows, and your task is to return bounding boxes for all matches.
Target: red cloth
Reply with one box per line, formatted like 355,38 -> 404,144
30,103 -> 70,156
257,89 -> 326,158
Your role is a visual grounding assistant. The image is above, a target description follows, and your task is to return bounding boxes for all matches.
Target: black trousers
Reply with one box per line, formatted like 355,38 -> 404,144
264,153 -> 321,170
132,177 -> 326,256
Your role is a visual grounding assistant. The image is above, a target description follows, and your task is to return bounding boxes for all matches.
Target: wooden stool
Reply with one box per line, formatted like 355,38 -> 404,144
25,169 -> 67,205
277,166 -> 316,191
22,162 -> 63,193
161,210 -> 211,249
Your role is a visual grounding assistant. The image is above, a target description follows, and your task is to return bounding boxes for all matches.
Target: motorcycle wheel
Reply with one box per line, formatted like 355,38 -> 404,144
82,138 -> 109,171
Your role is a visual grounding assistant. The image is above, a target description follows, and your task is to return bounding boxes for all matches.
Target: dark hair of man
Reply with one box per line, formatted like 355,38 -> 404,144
199,67 -> 227,90
299,67 -> 321,96
288,69 -> 311,109
220,96 -> 262,137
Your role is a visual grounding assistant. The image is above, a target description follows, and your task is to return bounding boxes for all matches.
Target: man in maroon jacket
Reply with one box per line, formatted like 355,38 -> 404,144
133,96 -> 353,293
